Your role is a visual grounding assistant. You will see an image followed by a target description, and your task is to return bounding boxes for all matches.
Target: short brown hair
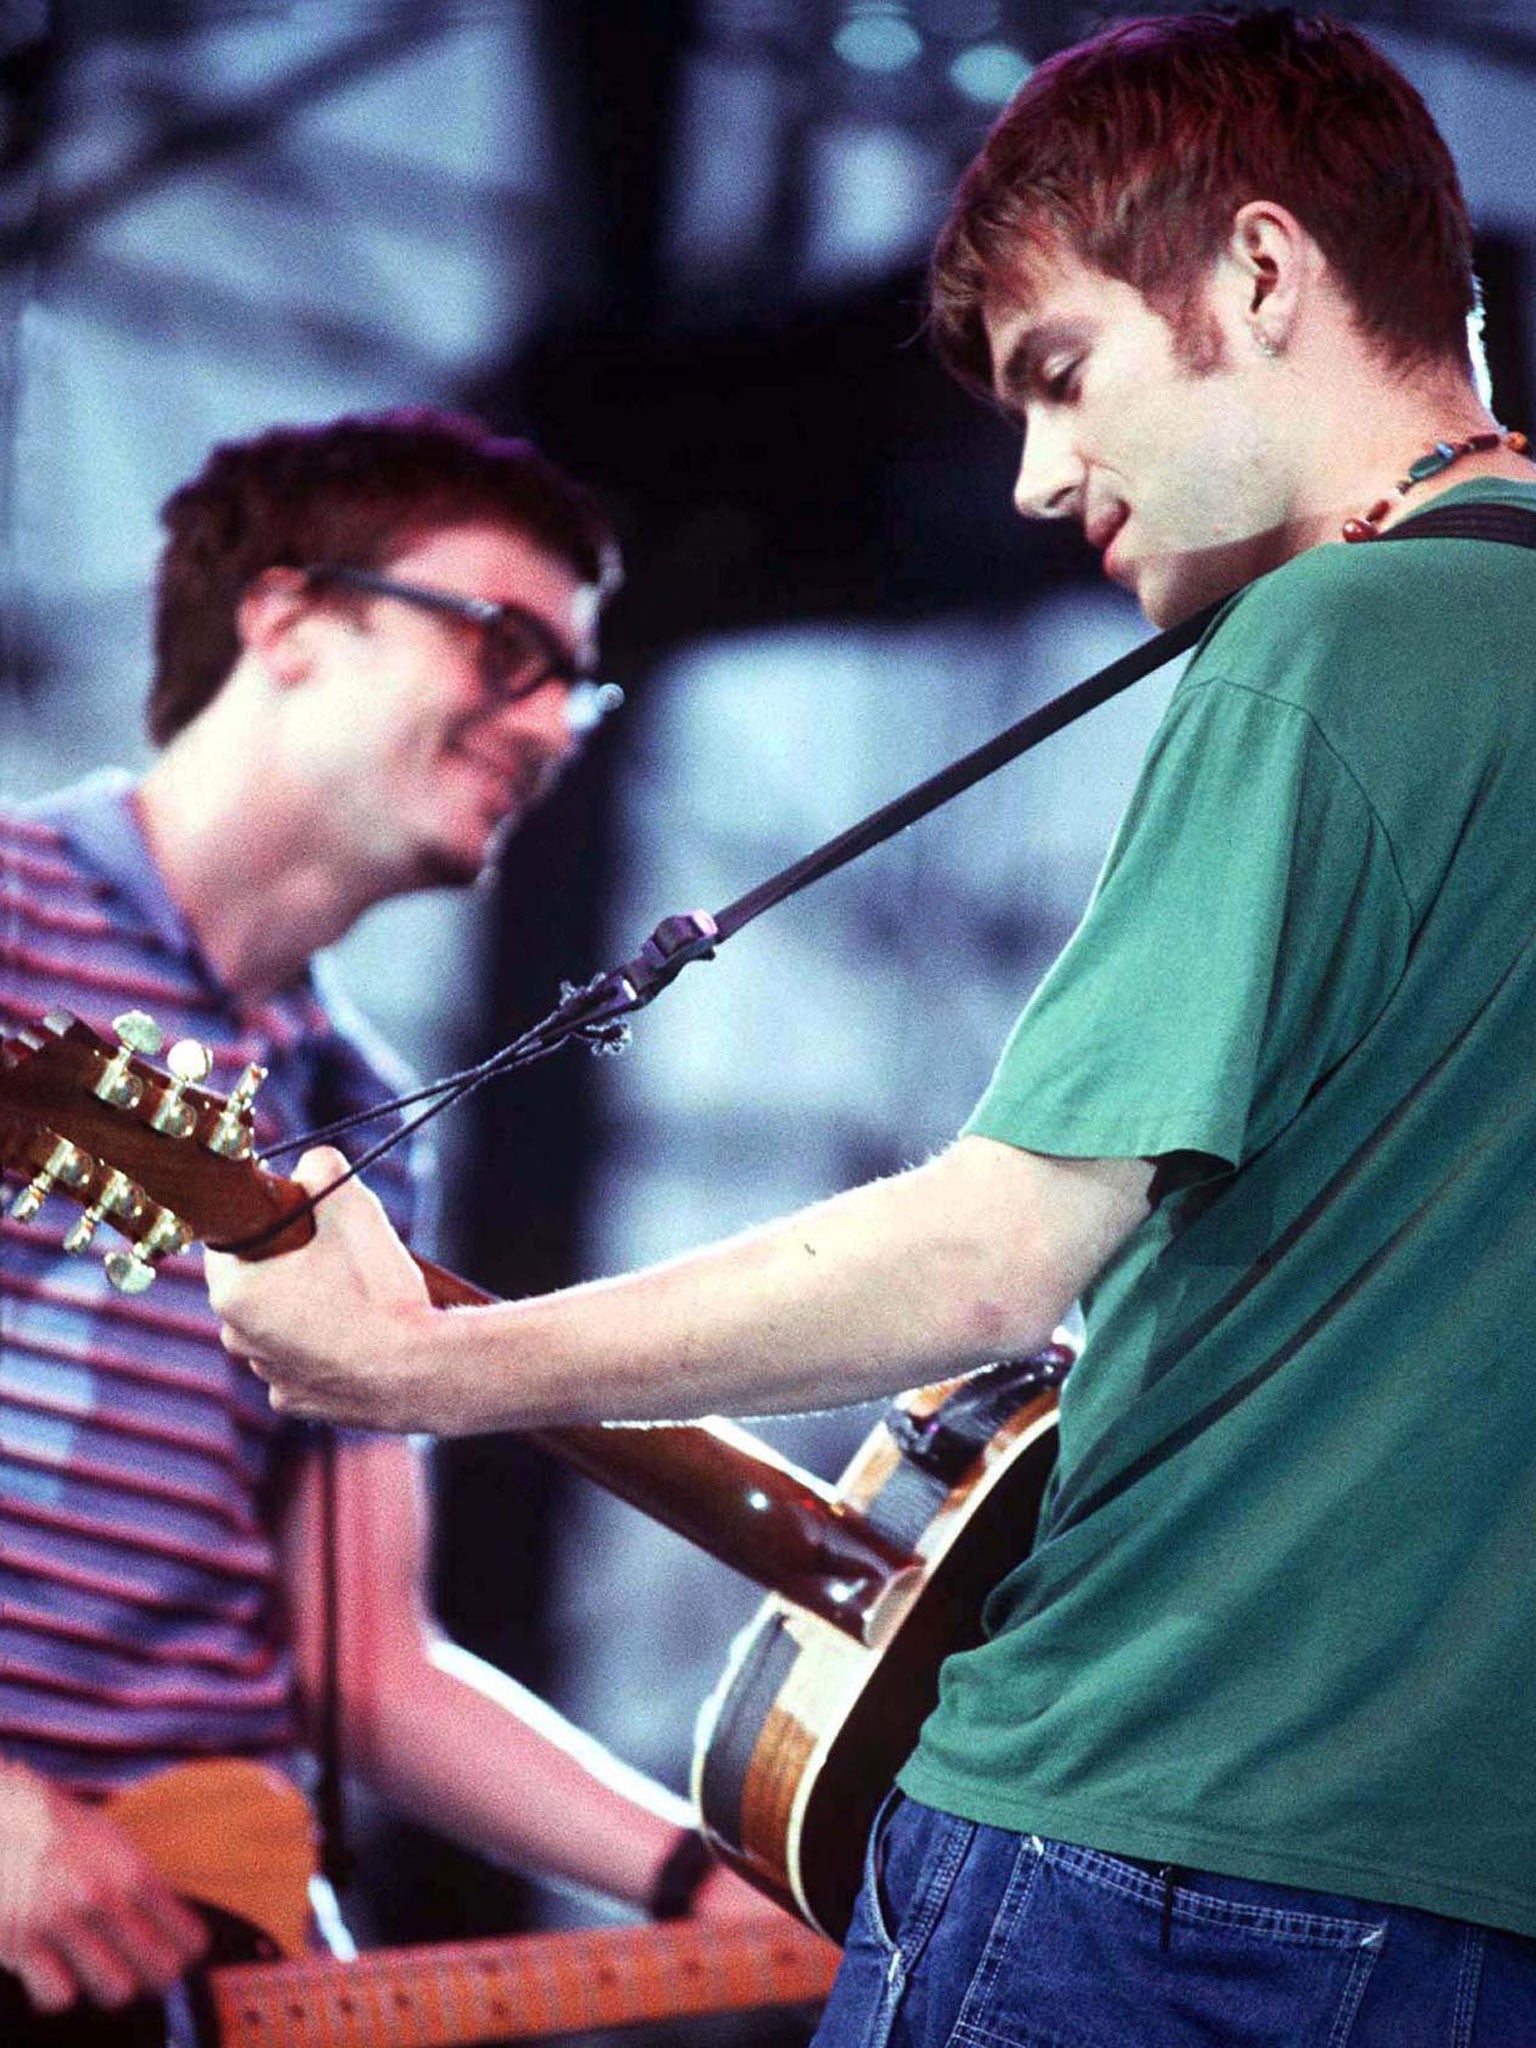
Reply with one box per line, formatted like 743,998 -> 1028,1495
930,9 -> 1476,395
150,408 -> 620,744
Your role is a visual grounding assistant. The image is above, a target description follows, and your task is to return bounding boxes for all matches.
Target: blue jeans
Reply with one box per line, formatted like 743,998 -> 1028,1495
813,1793 -> 1536,2048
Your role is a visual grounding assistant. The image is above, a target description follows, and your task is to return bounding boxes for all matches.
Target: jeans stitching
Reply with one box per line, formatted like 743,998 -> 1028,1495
951,1831 -> 1046,2041
861,1790 -> 908,1956
1451,1923 -> 1486,2048
858,1804 -> 979,2048
902,1812 -> 978,1963
1047,1843 -> 1383,1947
1323,1929 -> 1386,2048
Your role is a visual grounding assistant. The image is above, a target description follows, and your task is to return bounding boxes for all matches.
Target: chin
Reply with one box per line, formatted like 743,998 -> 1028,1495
411,830 -> 497,890
1138,562 -> 1239,630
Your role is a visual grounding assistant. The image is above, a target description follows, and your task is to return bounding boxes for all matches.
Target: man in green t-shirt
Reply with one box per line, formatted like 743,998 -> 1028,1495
210,11 -> 1536,2042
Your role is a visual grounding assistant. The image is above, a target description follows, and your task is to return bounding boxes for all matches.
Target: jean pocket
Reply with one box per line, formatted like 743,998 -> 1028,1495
851,1792 -> 981,1964
951,1839 -> 1386,2048
856,1788 -> 909,1957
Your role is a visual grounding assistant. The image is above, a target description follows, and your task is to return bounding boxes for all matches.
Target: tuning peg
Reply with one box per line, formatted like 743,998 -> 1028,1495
150,1038 -> 214,1140
104,1250 -> 157,1294
63,1207 -> 100,1253
104,1205 -> 193,1294
7,1138 -> 93,1222
94,1012 -> 165,1112
63,1170 -> 146,1255
208,1062 -> 268,1160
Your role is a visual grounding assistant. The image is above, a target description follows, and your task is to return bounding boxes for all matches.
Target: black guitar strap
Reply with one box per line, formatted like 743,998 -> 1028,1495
1371,500 -> 1536,548
557,494 -> 1536,1031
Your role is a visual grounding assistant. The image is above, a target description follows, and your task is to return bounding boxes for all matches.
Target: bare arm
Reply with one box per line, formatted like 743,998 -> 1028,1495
210,1136 -> 1153,1436
279,1433 -> 774,1918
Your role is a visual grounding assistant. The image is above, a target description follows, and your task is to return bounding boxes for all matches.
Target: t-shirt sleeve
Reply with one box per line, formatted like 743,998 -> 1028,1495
965,672 -> 1412,1175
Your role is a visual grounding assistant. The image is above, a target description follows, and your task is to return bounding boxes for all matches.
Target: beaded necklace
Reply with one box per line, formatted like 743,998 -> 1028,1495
1341,427 -> 1528,542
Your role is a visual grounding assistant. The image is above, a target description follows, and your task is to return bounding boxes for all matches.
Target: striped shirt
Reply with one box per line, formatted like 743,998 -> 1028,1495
0,771 -> 424,1794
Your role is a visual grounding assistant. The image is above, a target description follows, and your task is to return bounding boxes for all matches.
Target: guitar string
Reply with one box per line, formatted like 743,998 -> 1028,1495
214,1030 -> 574,1256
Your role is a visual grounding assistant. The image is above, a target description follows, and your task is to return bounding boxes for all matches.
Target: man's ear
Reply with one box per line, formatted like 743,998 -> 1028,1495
1224,199 -> 1315,354
237,567 -> 322,686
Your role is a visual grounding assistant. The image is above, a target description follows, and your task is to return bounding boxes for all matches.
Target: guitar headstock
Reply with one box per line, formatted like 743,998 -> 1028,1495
0,1009 -> 314,1292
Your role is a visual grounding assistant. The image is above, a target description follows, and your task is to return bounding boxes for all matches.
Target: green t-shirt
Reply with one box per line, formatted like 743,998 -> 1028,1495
901,482 -> 1536,1939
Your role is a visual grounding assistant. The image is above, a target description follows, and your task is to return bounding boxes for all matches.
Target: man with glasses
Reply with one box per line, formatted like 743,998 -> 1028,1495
0,409 -> 765,2033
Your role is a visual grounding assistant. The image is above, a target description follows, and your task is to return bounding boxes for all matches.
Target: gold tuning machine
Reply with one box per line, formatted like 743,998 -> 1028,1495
105,1208 -> 193,1294
7,1137 -> 93,1222
150,1038 -> 214,1140
95,1011 -> 165,1112
208,1062 -> 267,1159
63,1170 -> 147,1255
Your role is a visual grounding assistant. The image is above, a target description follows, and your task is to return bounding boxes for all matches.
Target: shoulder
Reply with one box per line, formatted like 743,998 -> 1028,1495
0,785 -> 117,950
0,801 -> 78,877
1197,539 -> 1428,679
1203,496 -> 1536,675
1180,521 -> 1528,741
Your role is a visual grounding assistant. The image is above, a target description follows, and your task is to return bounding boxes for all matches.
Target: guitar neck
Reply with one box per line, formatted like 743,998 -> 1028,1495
415,1257 -> 910,1638
0,1013 -> 908,1639
205,1917 -> 841,2048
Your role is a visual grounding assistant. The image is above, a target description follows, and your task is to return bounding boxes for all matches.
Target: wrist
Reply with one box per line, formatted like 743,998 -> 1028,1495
646,1828 -> 715,1921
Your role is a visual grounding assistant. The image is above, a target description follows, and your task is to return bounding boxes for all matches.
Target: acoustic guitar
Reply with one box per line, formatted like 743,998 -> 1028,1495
0,1758 -> 841,2047
0,1008 -> 1069,1941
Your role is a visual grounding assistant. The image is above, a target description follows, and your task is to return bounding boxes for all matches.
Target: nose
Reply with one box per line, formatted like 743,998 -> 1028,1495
1012,413 -> 1085,521
498,677 -> 581,761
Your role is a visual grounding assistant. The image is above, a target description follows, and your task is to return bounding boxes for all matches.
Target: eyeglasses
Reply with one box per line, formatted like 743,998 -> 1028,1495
303,563 -> 623,733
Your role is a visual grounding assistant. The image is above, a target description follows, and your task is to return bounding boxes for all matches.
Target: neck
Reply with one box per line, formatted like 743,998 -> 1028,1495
1342,426 -> 1528,545
135,700 -> 387,1004
1277,364 -> 1531,557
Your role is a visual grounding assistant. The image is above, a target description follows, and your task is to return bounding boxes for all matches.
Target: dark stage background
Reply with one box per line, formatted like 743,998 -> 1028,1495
4,3 -> 1535,2042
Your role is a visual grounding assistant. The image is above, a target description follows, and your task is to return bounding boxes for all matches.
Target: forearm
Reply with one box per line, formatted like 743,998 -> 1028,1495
369,1139 -> 1134,1435
342,1636 -> 689,1910
285,1438 -> 700,1914
215,1136 -> 1152,1435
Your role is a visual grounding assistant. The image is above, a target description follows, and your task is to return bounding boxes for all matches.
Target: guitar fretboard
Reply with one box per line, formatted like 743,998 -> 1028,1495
206,1916 -> 841,2048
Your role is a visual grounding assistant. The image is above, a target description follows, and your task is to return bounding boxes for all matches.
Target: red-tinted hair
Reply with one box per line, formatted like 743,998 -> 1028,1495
149,408 -> 620,744
930,9 -> 1475,393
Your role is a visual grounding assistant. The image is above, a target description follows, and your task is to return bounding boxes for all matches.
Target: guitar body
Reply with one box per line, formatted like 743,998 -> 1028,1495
694,1356 -> 1067,1939
107,1759 -> 318,1961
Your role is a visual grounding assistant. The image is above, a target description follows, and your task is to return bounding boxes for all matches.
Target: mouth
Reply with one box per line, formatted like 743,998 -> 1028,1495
1086,503 -> 1130,573
455,744 -> 554,820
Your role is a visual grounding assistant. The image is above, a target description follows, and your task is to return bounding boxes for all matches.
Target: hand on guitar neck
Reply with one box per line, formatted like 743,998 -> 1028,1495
0,1765 -> 208,2019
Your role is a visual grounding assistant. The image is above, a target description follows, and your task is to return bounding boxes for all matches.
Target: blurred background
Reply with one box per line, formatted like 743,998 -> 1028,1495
3,1 -> 1534,2039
